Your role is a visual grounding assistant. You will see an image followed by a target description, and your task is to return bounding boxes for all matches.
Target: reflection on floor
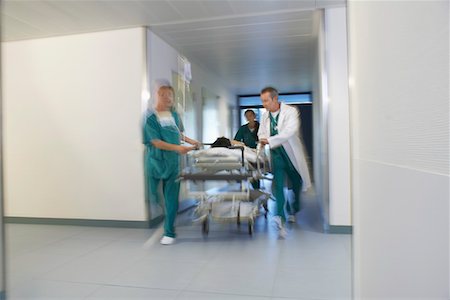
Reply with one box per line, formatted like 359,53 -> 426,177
5,192 -> 352,300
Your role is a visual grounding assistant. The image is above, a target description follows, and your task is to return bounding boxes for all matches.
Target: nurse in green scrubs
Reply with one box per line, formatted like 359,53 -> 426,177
233,109 -> 259,149
143,80 -> 199,245
233,109 -> 260,189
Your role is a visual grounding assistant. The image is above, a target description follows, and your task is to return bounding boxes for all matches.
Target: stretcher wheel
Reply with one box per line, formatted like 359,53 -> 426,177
202,218 -> 209,237
248,219 -> 254,236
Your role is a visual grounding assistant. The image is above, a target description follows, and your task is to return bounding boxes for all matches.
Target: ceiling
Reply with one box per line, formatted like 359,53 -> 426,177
1,0 -> 346,95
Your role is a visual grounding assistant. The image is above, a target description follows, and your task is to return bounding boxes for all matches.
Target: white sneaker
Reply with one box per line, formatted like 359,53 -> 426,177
272,216 -> 287,239
160,236 -> 175,245
287,215 -> 296,223
279,227 -> 288,239
272,216 -> 283,230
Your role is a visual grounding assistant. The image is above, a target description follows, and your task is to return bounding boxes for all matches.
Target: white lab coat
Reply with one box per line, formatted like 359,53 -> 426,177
258,102 -> 311,191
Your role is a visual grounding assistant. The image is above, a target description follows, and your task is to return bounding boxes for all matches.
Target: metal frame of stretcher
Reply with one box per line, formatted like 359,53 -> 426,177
179,144 -> 270,236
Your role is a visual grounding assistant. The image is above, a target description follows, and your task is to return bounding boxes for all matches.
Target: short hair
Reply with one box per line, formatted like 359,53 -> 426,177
260,86 -> 278,98
244,109 -> 256,116
158,85 -> 175,95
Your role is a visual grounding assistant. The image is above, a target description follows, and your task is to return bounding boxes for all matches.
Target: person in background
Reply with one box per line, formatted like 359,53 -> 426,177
258,86 -> 311,238
143,79 -> 199,245
233,109 -> 259,149
232,109 -> 260,189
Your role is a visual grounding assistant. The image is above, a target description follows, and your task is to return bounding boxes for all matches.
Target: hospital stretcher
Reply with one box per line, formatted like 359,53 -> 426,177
179,144 -> 271,236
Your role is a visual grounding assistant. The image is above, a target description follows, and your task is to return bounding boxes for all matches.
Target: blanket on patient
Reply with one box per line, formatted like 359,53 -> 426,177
193,146 -> 262,163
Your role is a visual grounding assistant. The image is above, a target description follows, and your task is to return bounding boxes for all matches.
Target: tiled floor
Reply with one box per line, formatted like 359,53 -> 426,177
5,194 -> 352,300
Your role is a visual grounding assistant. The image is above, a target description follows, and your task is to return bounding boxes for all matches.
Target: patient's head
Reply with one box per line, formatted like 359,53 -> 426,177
211,137 -> 231,148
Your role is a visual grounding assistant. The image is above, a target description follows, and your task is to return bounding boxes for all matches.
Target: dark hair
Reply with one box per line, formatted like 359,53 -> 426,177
211,137 -> 232,148
260,87 -> 278,98
244,109 -> 256,116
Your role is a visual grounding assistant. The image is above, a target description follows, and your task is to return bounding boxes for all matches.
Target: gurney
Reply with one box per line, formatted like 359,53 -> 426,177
179,144 -> 270,236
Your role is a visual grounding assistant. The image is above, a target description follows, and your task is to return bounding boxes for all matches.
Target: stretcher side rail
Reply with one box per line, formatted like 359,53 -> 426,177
179,173 -> 252,181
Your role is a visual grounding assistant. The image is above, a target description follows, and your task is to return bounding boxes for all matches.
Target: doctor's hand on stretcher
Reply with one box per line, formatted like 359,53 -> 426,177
231,140 -> 245,147
259,138 -> 269,146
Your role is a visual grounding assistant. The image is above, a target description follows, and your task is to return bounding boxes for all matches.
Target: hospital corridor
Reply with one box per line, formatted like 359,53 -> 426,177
0,1 -> 448,299
5,190 -> 352,299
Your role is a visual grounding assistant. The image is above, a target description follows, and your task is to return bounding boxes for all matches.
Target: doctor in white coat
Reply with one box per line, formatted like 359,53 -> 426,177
258,87 -> 311,238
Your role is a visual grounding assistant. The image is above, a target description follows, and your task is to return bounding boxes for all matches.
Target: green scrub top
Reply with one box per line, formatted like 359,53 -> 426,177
144,109 -> 184,179
269,113 -> 293,168
234,122 -> 259,148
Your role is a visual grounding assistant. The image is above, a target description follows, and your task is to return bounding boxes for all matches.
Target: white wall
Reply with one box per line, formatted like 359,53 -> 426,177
147,30 -> 235,141
2,28 -> 147,221
312,8 -> 351,229
348,1 -> 449,298
0,38 -> 5,297
192,64 -> 234,140
325,7 -> 351,227
311,9 -> 329,228
147,31 -> 179,99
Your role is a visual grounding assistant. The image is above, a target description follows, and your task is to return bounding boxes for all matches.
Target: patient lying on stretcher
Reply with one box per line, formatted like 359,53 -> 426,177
193,137 -> 264,164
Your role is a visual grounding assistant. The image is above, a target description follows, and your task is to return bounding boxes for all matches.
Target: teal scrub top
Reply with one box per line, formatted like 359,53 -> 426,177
269,112 -> 292,167
144,109 -> 184,179
234,122 -> 259,148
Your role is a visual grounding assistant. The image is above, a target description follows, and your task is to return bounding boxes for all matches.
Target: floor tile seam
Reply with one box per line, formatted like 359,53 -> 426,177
98,253 -> 163,284
76,236 -> 138,256
33,239 -> 134,280
44,279 -> 103,299
24,277 -> 183,292
17,277 -> 106,288
276,253 -> 350,260
7,239 -> 121,273
179,257 -> 216,294
85,281 -> 187,294
5,229 -> 116,259
19,227 -> 91,242
277,247 -> 350,254
8,252 -> 84,280
18,279 -> 182,298
271,296 -> 333,300
84,284 -> 103,299
69,228 -> 132,241
270,237 -> 288,298
173,288 -> 184,300
27,236 -> 116,258
274,265 -> 352,272
115,230 -> 159,242
5,235 -> 77,258
49,227 -> 97,241
35,238 -> 120,276
85,281 -> 183,292
271,285 -> 351,300
136,256 -> 210,265
180,287 -> 273,299
270,285 -> 352,300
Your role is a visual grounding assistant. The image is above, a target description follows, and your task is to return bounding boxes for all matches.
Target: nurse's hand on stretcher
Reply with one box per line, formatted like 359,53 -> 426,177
191,141 -> 201,150
176,145 -> 197,154
182,134 -> 201,150
151,139 -> 197,154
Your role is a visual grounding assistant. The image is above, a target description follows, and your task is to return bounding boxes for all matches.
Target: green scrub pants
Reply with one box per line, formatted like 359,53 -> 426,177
271,148 -> 303,222
149,169 -> 180,238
